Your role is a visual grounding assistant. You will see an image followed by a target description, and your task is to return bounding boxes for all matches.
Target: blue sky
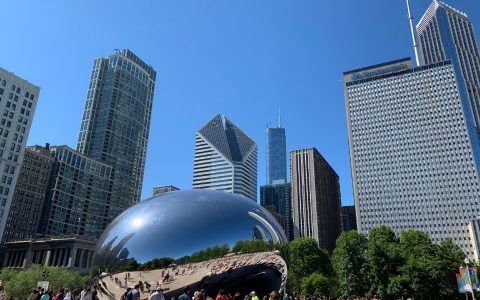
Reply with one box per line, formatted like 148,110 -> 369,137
1,0 -> 479,205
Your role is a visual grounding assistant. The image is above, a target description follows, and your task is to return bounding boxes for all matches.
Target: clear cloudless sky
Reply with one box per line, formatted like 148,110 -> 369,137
1,0 -> 479,205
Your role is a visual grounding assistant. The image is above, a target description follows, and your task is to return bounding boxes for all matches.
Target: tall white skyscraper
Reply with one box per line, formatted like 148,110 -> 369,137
0,68 -> 40,242
344,0 -> 480,260
193,114 -> 257,201
344,58 -> 480,259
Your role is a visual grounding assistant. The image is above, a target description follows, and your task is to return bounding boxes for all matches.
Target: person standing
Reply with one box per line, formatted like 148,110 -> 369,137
130,285 -> 140,300
80,288 -> 91,300
178,287 -> 190,300
148,288 -> 165,300
29,290 -> 38,300
63,288 -> 71,300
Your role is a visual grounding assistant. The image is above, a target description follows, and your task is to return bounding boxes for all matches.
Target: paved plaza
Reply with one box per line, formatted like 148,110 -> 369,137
97,251 -> 287,300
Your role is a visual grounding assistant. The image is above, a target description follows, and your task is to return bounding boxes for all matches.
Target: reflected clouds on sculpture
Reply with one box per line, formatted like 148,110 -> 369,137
94,189 -> 287,266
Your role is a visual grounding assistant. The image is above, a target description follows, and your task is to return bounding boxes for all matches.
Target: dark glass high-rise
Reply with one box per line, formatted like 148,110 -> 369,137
77,49 -> 156,222
266,127 -> 286,185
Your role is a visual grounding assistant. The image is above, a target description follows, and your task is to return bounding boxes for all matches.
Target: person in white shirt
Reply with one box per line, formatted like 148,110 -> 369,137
63,288 -> 71,300
80,287 -> 91,300
148,288 -> 165,300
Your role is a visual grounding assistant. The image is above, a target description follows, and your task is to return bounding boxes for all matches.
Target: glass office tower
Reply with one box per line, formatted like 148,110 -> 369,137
266,127 -> 286,185
39,146 -> 114,237
260,183 -> 292,240
77,49 -> 156,221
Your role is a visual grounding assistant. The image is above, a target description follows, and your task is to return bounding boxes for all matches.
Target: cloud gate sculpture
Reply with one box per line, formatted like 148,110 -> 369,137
94,189 -> 288,299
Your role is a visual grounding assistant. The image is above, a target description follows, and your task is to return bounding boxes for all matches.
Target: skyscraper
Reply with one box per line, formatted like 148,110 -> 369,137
290,148 -> 342,252
77,49 -> 156,220
340,205 -> 357,232
417,1 -> 480,129
260,183 -> 293,240
193,114 -> 257,201
266,127 -> 286,185
344,0 -> 480,259
417,1 -> 480,184
38,146 -> 114,237
344,58 -> 480,259
0,68 -> 40,242
2,145 -> 54,242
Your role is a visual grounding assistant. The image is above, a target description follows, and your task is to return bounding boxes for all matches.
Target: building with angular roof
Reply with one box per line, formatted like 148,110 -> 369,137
193,114 -> 257,201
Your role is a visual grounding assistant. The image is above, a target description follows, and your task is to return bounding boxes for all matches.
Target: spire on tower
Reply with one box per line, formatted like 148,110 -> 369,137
278,108 -> 281,128
406,0 -> 421,66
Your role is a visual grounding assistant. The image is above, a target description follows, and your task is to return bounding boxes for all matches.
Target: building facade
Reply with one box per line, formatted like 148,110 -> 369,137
3,235 -> 96,272
38,146 -> 114,237
2,145 -> 54,242
344,58 -> 480,259
152,185 -> 180,197
0,68 -> 40,243
77,49 -> 156,222
417,1 -> 480,134
193,114 -> 257,201
260,183 -> 293,241
266,127 -> 286,185
340,205 -> 357,232
290,148 -> 342,252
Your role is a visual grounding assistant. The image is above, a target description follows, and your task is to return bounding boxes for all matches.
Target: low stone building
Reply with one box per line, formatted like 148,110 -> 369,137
3,235 -> 96,272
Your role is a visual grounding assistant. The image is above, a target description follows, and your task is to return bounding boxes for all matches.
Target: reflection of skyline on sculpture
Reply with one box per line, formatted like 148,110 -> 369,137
94,189 -> 287,266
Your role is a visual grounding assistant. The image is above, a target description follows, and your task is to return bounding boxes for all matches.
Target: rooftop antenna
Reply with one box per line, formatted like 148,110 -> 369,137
278,108 -> 281,128
406,0 -> 421,66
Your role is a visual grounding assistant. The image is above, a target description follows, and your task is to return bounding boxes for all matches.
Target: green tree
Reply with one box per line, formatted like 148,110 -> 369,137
366,226 -> 402,299
332,231 -> 368,297
0,265 -> 89,300
232,240 -> 275,253
386,230 -> 437,299
432,239 -> 465,298
300,273 -> 331,297
287,237 -> 333,292
289,237 -> 332,277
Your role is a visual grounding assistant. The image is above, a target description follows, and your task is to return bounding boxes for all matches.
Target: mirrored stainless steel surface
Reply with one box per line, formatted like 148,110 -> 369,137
94,189 -> 287,267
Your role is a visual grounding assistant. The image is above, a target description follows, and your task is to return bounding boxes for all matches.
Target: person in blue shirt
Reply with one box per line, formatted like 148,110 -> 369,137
178,287 -> 190,300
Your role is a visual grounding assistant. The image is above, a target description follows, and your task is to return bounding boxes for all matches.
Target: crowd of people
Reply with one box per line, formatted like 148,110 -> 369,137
4,286 -> 101,300
120,286 -> 284,300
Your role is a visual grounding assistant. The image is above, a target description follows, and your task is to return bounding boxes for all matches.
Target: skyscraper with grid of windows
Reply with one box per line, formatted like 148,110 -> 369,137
417,1 -> 480,131
344,0 -> 480,260
77,49 -> 156,222
0,68 -> 40,243
193,114 -> 257,201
